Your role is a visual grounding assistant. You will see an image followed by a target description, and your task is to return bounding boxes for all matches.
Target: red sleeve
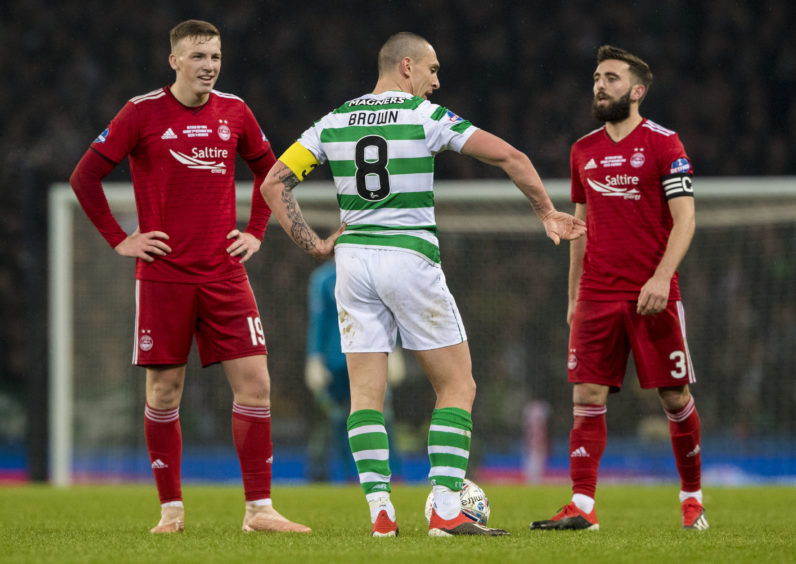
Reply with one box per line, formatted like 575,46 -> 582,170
570,144 -> 586,204
238,104 -> 276,240
243,147 -> 276,240
91,102 -> 139,164
69,149 -> 128,248
656,132 -> 692,177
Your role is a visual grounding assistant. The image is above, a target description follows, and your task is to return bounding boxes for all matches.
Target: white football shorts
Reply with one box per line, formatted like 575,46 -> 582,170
334,246 -> 467,352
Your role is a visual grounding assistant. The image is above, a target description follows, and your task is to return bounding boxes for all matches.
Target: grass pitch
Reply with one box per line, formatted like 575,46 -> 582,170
1,483 -> 794,563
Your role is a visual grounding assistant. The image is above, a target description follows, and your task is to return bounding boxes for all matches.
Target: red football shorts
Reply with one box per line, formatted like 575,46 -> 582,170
567,300 -> 695,390
133,275 -> 267,367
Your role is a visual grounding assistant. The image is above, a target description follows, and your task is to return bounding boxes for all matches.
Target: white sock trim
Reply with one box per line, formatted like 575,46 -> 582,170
247,498 -> 273,507
161,501 -> 184,509
366,492 -> 395,522
365,492 -> 391,504
233,402 -> 271,419
680,490 -> 703,504
432,485 -> 461,520
666,396 -> 696,423
145,404 -> 180,423
572,493 -> 595,513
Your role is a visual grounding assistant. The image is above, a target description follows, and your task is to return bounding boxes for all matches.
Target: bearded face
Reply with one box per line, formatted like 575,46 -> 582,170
592,89 -> 632,123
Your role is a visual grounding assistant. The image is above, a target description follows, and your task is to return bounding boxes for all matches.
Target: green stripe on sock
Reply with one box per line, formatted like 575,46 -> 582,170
428,407 -> 472,491
429,452 -> 470,469
432,407 -> 473,431
427,430 -> 471,450
348,409 -> 392,495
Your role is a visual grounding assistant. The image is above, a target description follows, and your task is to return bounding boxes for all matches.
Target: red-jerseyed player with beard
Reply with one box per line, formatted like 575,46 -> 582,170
69,19 -> 309,534
529,45 -> 707,532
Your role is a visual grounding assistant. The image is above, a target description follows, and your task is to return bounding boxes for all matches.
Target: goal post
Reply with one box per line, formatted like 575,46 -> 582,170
48,187 -> 75,487
48,178 -> 796,485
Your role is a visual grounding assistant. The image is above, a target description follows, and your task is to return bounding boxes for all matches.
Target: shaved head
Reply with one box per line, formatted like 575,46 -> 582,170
378,32 -> 432,75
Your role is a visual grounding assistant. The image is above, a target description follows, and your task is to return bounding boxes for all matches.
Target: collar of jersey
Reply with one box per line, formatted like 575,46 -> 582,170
165,84 -> 212,113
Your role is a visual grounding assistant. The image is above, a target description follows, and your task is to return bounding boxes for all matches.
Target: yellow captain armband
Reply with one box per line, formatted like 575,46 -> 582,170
279,142 -> 320,181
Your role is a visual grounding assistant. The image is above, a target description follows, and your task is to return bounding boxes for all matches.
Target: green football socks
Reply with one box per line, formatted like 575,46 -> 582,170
348,409 -> 392,495
428,407 -> 472,491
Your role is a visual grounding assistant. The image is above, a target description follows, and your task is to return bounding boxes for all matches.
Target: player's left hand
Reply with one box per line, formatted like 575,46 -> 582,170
637,275 -> 671,315
226,229 -> 261,263
541,211 -> 587,245
311,223 -> 347,260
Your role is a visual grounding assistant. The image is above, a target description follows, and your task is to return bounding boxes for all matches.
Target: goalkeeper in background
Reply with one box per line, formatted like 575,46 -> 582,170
69,19 -> 309,534
530,45 -> 707,533
261,32 -> 585,537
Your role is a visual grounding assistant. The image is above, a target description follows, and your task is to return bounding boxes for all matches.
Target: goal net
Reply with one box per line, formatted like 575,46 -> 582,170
49,178 -> 796,485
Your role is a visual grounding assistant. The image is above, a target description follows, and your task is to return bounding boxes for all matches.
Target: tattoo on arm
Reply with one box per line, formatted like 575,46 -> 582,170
280,189 -> 317,252
529,199 -> 545,216
277,165 -> 301,190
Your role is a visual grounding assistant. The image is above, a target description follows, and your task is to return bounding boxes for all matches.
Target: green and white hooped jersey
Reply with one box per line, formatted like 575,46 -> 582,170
296,91 -> 477,264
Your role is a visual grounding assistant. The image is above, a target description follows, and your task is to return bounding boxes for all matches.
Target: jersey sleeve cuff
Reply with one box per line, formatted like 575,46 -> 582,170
449,124 -> 479,153
244,226 -> 265,240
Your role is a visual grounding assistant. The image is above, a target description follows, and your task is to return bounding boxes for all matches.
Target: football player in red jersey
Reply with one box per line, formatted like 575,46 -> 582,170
530,45 -> 708,532
69,20 -> 309,534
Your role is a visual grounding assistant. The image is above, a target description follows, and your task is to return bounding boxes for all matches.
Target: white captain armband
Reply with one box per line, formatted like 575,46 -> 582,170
279,142 -> 320,181
661,173 -> 694,200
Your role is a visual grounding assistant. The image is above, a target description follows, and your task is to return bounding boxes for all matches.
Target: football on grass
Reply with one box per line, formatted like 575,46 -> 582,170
424,478 -> 491,525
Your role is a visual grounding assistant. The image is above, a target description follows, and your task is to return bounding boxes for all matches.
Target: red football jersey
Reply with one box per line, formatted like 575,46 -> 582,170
91,86 -> 273,283
570,119 -> 694,301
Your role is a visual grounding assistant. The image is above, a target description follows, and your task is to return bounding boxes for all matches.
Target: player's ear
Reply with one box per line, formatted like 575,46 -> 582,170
400,57 -> 412,77
168,53 -> 178,71
631,83 -> 645,101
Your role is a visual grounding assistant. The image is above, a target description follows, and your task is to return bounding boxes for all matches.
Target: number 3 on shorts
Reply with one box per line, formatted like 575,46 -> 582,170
669,350 -> 687,379
247,316 -> 265,346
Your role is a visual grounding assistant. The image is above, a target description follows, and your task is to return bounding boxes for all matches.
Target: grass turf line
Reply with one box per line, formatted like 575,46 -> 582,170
1,484 -> 794,563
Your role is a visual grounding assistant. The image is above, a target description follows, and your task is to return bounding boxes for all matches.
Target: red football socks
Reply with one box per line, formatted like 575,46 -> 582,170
232,402 -> 273,501
666,396 -> 702,492
569,404 -> 607,498
144,403 -> 182,503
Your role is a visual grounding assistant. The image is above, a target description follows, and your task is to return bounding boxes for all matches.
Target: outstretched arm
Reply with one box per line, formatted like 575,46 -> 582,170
260,160 -> 344,259
461,130 -> 586,245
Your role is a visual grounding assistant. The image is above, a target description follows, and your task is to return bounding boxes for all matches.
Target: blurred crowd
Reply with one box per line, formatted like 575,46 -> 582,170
1,1 -> 794,463
3,1 -> 795,185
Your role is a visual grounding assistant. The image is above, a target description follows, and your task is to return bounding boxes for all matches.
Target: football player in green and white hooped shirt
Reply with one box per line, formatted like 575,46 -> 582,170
261,32 -> 586,537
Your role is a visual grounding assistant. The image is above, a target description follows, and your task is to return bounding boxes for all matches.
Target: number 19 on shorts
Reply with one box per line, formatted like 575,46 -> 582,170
247,316 -> 265,346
